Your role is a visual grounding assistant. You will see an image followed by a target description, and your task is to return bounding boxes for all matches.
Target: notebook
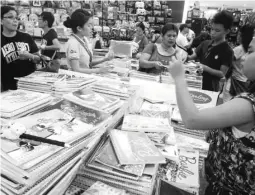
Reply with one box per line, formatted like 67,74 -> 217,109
109,130 -> 165,165
95,138 -> 145,176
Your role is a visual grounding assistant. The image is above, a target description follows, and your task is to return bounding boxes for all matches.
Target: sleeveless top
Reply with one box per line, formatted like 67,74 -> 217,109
205,93 -> 255,195
139,43 -> 179,74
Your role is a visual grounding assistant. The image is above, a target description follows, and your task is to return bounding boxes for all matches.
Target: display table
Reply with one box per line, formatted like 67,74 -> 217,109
1,58 -> 218,195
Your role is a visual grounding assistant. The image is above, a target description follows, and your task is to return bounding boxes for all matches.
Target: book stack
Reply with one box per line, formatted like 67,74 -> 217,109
171,89 -> 218,140
122,114 -> 172,133
16,71 -> 96,96
0,89 -> 52,119
160,72 -> 202,89
64,88 -> 123,114
184,62 -> 203,89
16,72 -> 63,93
76,130 -> 165,195
1,100 -> 111,195
185,75 -> 203,89
158,149 -> 200,195
160,72 -> 175,85
171,107 -> 208,140
52,75 -> 96,97
91,80 -> 138,100
130,71 -> 160,82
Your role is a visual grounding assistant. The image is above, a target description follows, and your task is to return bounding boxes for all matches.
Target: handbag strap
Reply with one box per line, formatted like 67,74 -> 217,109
71,34 -> 93,68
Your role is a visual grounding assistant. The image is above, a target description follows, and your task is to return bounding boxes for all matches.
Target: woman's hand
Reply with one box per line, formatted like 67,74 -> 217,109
104,51 -> 114,61
153,61 -> 163,70
38,44 -> 46,50
136,52 -> 142,59
96,66 -> 112,74
168,56 -> 185,80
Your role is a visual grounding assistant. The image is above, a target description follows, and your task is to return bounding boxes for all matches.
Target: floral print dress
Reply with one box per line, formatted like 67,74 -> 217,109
205,93 -> 255,195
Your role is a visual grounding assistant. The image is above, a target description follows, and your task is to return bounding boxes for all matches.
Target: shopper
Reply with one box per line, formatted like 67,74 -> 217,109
185,21 -> 195,43
38,12 -> 60,59
139,23 -> 186,74
64,9 -> 113,74
151,28 -> 162,44
1,6 -> 40,91
168,35 -> 255,195
176,24 -> 193,50
133,22 -> 149,59
187,11 -> 234,92
222,24 -> 254,102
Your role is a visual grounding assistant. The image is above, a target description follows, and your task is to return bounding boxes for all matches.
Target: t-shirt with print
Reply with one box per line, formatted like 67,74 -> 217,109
66,36 -> 92,70
1,31 -> 38,91
41,28 -> 58,59
195,40 -> 233,91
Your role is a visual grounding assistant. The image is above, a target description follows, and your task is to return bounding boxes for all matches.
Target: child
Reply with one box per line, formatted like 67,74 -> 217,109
188,11 -> 234,92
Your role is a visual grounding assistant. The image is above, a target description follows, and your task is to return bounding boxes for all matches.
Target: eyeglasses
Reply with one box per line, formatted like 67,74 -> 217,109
3,16 -> 19,21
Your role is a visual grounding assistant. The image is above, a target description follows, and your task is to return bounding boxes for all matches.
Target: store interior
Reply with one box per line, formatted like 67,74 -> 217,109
1,0 -> 255,195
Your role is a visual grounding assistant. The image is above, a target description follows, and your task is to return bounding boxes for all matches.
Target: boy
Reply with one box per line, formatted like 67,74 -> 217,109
188,11 -> 234,91
38,12 -> 60,59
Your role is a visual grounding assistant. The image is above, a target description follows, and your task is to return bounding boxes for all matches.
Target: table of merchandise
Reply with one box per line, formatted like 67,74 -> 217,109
1,57 -> 215,195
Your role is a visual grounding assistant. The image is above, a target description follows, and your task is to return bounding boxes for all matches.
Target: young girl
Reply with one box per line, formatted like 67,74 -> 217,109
168,31 -> 255,195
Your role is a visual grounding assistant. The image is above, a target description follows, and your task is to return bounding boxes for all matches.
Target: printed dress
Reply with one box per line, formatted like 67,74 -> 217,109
205,93 -> 255,195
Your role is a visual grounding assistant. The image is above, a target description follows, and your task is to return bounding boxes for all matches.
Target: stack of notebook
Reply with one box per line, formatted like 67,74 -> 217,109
171,89 -> 218,140
75,130 -> 165,195
0,89 -> 52,119
64,88 -> 123,114
91,80 -> 138,100
185,75 -> 203,89
1,99 -> 111,195
160,72 -> 202,89
52,75 -> 96,96
130,71 -> 160,82
158,149 -> 200,195
160,72 -> 175,84
16,72 -> 63,93
122,114 -> 172,133
16,71 -> 96,95
171,107 -> 208,140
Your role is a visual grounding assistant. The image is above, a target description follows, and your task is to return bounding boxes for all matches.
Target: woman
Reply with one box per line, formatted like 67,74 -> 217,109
64,9 -> 113,74
133,22 -> 149,59
1,6 -> 41,91
139,23 -> 186,74
222,18 -> 255,102
151,28 -> 162,44
167,28 -> 255,195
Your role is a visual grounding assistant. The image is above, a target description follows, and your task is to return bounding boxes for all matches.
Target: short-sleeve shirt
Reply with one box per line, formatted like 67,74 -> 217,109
176,32 -> 188,48
232,45 -> 248,82
41,28 -> 58,59
1,31 -> 38,91
139,43 -> 182,74
66,36 -> 92,70
195,40 -> 233,91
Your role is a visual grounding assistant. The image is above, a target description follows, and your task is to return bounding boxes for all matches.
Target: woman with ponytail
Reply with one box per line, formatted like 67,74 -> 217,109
64,9 -> 114,74
166,13 -> 255,195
